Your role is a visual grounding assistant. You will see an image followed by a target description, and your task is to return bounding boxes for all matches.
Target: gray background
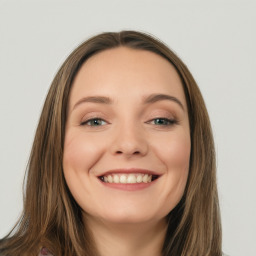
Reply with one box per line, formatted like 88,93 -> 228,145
0,1 -> 255,255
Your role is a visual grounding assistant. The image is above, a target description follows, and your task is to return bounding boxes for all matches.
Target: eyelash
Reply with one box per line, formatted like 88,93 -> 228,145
80,118 -> 107,126
80,117 -> 177,127
147,117 -> 178,126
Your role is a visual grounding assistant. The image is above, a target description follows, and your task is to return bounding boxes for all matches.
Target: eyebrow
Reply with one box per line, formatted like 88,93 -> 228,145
72,93 -> 184,111
72,96 -> 112,111
143,93 -> 184,110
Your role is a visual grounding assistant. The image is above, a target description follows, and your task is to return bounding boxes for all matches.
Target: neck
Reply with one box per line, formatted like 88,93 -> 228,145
84,215 -> 167,256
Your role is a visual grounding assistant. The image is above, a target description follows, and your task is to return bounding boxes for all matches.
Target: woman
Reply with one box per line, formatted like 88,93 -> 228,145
0,31 -> 222,256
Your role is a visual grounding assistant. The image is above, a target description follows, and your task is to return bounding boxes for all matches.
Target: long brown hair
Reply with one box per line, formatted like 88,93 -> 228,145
0,31 -> 222,256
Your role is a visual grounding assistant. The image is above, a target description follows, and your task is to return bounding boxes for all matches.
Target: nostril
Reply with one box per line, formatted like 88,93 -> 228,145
115,150 -> 140,155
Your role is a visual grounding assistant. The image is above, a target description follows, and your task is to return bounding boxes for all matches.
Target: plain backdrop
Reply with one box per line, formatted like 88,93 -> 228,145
0,1 -> 255,255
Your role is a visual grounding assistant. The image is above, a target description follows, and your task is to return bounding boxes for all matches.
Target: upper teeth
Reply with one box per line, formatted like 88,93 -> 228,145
102,173 -> 152,184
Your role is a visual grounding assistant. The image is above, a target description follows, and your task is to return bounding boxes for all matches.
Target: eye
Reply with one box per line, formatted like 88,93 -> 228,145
148,118 -> 177,126
81,118 -> 107,126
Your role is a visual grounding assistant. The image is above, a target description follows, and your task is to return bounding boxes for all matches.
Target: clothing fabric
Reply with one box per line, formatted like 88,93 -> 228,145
39,247 -> 53,256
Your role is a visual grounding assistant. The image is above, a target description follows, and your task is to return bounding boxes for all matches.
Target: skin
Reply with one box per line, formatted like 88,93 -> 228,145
63,47 -> 191,256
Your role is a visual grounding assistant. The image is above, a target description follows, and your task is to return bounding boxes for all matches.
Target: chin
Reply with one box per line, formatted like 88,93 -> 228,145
95,207 -> 166,225
102,215 -> 156,225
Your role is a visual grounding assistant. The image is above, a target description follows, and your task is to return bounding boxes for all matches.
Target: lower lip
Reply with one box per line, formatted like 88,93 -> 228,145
99,179 -> 158,191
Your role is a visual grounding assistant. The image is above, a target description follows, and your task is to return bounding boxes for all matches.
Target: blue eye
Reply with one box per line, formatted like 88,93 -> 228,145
151,118 -> 176,126
81,118 -> 107,126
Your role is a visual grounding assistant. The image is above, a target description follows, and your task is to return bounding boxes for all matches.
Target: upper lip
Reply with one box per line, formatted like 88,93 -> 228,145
97,168 -> 162,177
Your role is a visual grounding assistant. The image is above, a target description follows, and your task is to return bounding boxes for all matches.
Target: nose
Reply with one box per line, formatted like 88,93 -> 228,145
110,123 -> 148,158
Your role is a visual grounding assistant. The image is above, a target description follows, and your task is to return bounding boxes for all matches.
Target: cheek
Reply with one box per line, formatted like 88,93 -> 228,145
167,137 -> 190,171
62,131 -> 105,203
63,130 -> 113,217
165,134 -> 190,190
154,130 -> 191,172
63,131 -> 104,172
152,132 -> 190,212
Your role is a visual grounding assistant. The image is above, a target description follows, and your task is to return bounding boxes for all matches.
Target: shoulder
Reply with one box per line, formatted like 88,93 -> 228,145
39,247 -> 54,256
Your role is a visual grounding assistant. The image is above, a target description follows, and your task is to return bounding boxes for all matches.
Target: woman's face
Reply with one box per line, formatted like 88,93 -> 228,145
63,47 -> 190,225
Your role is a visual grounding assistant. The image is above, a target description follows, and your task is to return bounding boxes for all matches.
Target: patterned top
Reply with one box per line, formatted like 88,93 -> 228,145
39,247 -> 54,256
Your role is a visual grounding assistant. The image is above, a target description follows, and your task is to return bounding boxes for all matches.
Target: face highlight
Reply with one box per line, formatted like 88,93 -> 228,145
63,47 -> 191,225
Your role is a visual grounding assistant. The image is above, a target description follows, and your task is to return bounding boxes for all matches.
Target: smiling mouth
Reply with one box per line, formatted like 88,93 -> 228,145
99,173 -> 160,184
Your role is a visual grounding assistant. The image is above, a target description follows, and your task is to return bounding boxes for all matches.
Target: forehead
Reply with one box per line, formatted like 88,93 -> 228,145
69,47 -> 187,109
